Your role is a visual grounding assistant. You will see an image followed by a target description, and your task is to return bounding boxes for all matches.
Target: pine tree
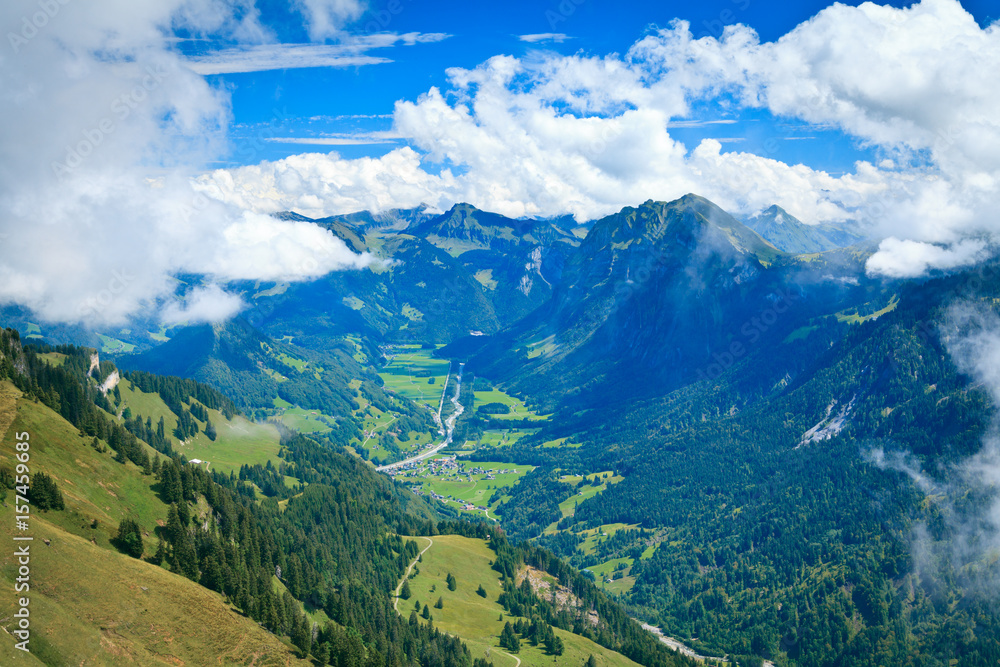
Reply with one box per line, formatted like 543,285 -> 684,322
400,579 -> 411,599
114,518 -> 144,558
477,584 -> 488,598
165,504 -> 184,546
421,604 -> 431,619
291,612 -> 311,657
446,572 -> 457,591
435,596 -> 444,609
586,655 -> 598,667
500,622 -> 520,653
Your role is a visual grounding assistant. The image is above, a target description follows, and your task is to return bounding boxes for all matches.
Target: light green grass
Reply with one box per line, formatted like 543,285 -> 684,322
473,269 -> 498,290
0,505 -> 307,666
406,459 -> 533,516
343,295 -> 365,310
0,384 -> 168,550
278,406 -> 335,434
558,474 -> 623,518
379,345 -> 451,409
176,410 -> 281,474
97,334 -> 135,353
118,379 -> 282,474
835,294 -> 899,324
473,389 -> 549,422
473,428 -> 535,449
402,535 -> 641,667
39,352 -> 68,367
401,303 -> 424,321
579,524 -> 638,557
423,235 -> 489,257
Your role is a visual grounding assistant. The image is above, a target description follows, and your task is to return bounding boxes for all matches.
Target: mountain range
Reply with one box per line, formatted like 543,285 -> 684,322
5,193 -> 1000,666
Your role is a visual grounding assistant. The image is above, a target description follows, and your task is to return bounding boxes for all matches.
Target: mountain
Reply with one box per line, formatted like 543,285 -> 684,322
470,259 -> 1000,666
277,204 -> 437,234
452,195 -> 872,411
744,204 -> 865,254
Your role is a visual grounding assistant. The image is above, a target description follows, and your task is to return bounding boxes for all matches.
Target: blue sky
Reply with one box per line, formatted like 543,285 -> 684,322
197,0 -> 996,175
3,0 -> 999,325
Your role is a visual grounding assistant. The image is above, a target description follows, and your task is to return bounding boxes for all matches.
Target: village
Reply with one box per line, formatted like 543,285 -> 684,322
385,455 -> 525,518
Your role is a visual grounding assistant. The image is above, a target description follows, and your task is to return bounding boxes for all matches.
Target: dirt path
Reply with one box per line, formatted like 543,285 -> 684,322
394,537 -> 434,612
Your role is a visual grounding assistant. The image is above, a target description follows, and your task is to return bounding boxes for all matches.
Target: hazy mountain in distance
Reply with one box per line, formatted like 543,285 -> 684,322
744,204 -> 865,254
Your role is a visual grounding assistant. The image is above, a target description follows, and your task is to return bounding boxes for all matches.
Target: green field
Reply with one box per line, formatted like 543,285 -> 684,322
394,458 -> 534,520
97,333 -> 135,353
277,405 -> 337,434
379,345 -> 451,409
400,535 -> 641,667
557,473 -> 623,518
0,385 -> 307,666
464,427 -> 536,449
473,388 -> 549,422
118,379 -> 282,474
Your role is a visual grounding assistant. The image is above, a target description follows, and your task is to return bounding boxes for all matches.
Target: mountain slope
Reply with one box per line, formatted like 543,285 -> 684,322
456,195 -> 856,411
477,261 -> 1000,666
745,205 -> 864,253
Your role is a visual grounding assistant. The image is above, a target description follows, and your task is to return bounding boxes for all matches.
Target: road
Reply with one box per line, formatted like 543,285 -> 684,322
377,363 -> 464,473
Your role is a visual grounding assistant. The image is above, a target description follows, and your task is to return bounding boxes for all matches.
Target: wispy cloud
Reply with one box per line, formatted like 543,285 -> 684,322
519,33 -> 571,44
264,132 -> 402,145
667,119 -> 739,128
187,45 -> 389,74
186,32 -> 451,75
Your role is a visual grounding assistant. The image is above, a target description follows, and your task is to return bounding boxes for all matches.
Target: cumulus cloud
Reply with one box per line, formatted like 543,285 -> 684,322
202,0 -> 1000,275
865,238 -> 988,278
161,284 -> 245,325
0,0 -> 372,327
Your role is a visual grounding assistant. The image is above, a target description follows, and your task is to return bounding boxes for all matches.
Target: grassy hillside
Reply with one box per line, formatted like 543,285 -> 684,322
0,379 -> 307,665
118,377 -> 282,473
0,381 -> 167,551
0,504 -> 308,666
402,534 -> 642,667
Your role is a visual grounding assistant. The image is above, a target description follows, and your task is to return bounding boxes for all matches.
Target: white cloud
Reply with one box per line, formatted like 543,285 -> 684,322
209,212 -> 373,281
865,238 -> 988,278
161,284 -> 245,325
0,0 -> 372,327
264,132 -> 401,145
519,33 -> 571,44
186,33 -> 450,74
292,0 -> 366,41
666,119 -> 738,128
187,45 -> 389,74
203,0 -> 1000,282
